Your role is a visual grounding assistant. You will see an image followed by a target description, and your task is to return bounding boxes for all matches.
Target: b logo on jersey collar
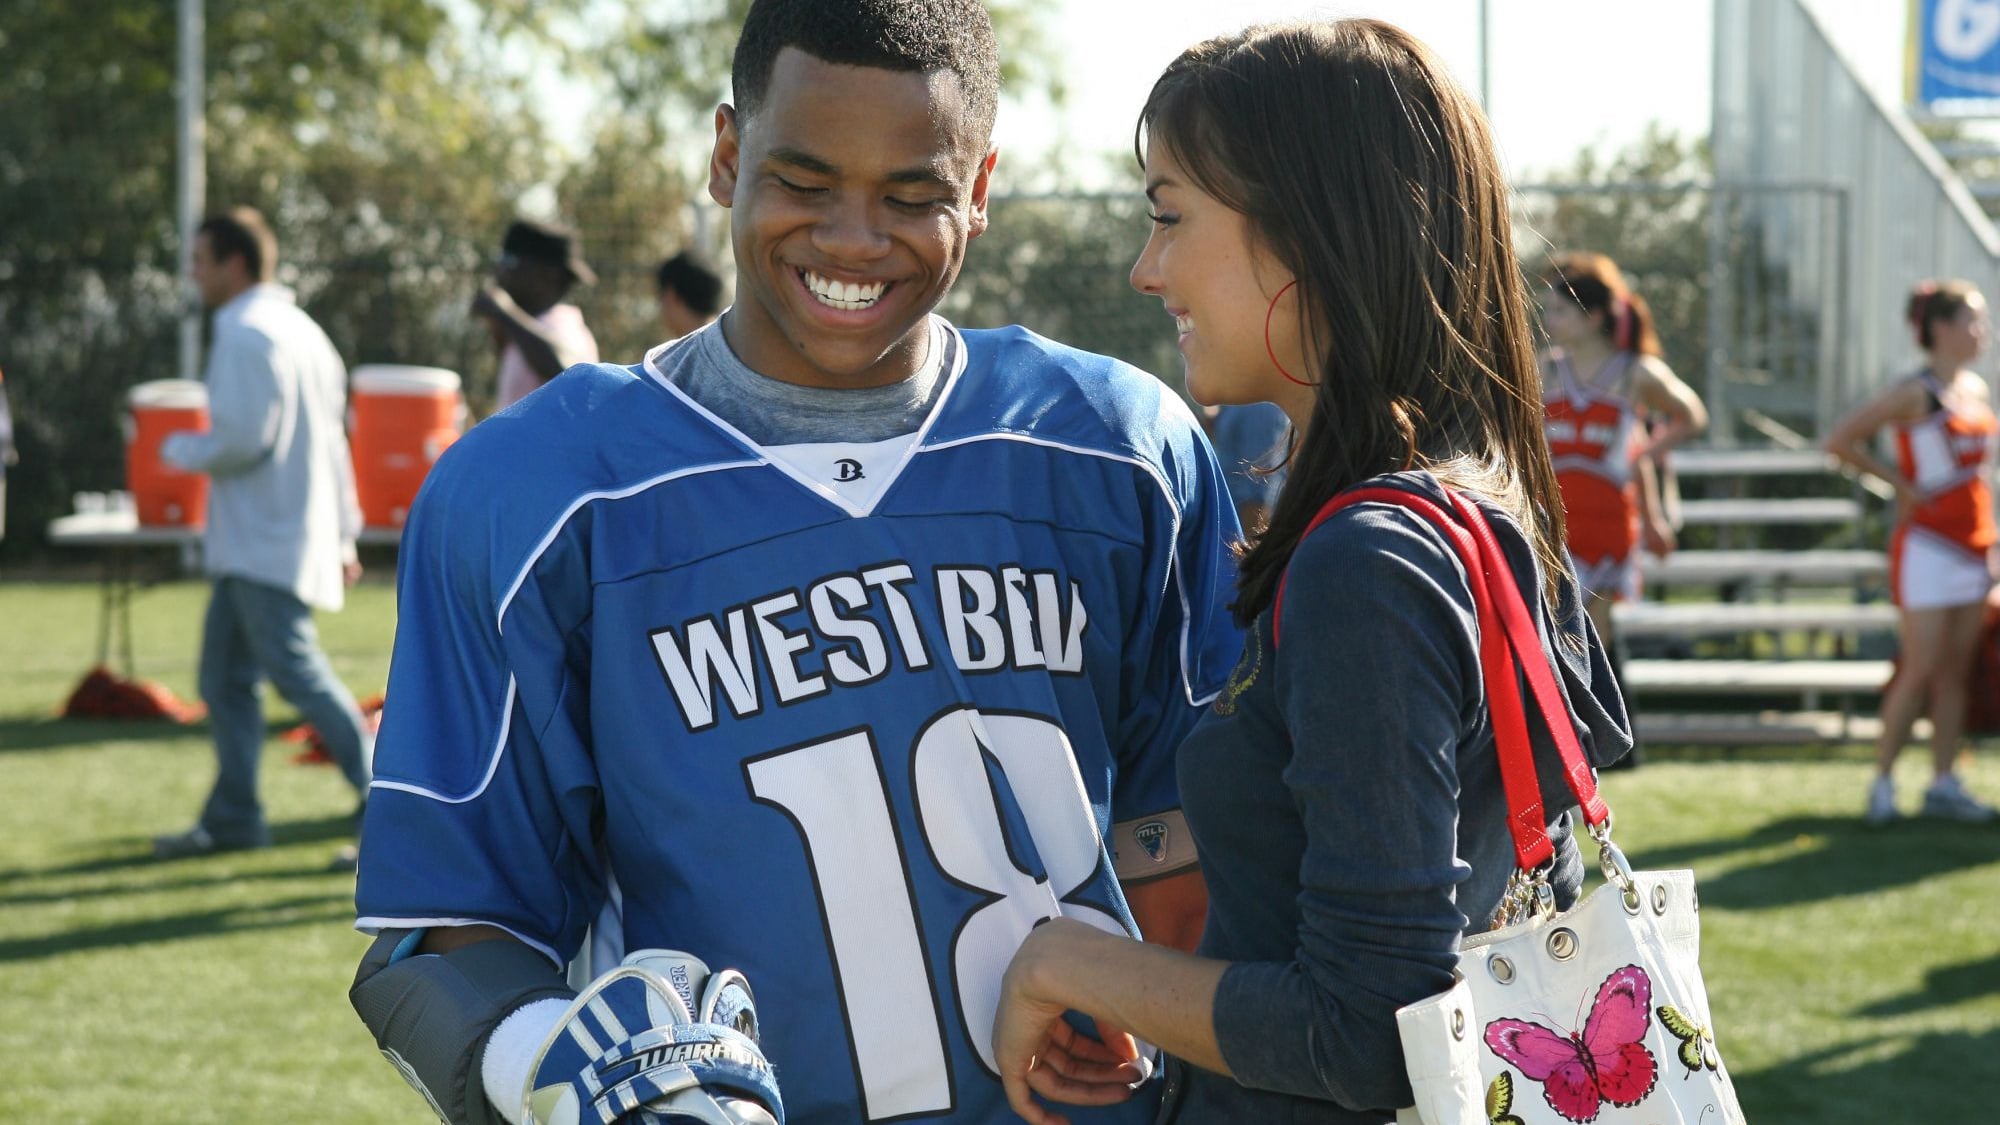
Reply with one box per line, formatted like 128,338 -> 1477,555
835,458 -> 865,482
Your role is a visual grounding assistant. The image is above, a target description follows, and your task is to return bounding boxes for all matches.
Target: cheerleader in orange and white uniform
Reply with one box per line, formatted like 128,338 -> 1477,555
1827,279 -> 1999,824
1538,253 -> 1708,644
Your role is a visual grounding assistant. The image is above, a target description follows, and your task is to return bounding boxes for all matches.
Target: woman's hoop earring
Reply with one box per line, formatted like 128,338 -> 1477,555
1265,280 -> 1315,387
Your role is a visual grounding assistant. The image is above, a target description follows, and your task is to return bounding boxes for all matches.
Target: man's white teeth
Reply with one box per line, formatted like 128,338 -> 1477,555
1175,314 -> 1193,334
804,271 -> 887,310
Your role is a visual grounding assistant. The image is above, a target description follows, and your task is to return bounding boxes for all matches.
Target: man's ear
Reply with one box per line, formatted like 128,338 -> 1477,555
708,104 -> 742,209
967,146 -> 999,239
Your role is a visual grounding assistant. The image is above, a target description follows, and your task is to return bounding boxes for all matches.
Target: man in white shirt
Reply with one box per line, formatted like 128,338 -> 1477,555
477,220 -> 601,411
152,206 -> 372,864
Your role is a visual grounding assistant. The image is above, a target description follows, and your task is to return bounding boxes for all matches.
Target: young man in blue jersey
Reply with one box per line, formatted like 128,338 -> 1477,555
348,2 -> 1243,1123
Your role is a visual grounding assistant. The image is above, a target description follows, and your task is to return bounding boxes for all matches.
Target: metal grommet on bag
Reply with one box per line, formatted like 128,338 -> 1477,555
1622,885 -> 1643,914
1652,883 -> 1670,915
1546,927 -> 1579,961
1489,956 -> 1516,985
1451,1008 -> 1466,1040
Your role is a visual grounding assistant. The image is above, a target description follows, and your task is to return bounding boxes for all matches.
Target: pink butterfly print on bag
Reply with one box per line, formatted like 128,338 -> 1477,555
1483,964 -> 1661,1123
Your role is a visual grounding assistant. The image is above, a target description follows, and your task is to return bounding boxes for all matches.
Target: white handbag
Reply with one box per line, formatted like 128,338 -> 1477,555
1291,486 -> 1744,1125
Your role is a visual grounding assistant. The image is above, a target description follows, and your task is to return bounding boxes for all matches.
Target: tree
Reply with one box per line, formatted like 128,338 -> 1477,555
1514,125 -> 1713,390
947,188 -> 1179,386
1517,125 -> 1829,445
0,0 -> 550,557
0,0 -> 1069,560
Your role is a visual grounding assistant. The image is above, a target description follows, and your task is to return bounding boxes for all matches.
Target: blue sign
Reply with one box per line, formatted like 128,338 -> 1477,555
1916,0 -> 2000,109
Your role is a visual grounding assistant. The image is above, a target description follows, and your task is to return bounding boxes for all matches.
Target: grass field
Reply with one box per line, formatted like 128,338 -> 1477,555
2,579 -> 1997,1122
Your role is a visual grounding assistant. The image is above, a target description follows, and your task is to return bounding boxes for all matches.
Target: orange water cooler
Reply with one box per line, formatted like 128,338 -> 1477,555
124,379 -> 210,527
349,365 -> 464,529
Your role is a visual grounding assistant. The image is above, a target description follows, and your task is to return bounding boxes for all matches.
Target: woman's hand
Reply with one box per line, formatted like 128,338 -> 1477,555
995,920 -> 1149,1125
1894,479 -> 1923,523
1641,514 -> 1677,557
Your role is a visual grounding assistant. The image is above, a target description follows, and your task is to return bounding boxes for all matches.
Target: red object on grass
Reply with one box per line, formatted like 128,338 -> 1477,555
1886,603 -> 2000,735
61,665 -> 205,723
284,693 -> 385,765
1966,606 -> 2000,736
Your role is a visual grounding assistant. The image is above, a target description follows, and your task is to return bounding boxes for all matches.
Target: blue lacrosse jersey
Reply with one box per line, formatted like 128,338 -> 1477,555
356,324 -> 1243,1123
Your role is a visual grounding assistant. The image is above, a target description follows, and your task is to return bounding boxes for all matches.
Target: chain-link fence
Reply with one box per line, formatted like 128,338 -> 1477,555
0,192 -> 1177,562
0,178 -> 1888,562
1513,180 -> 1846,445
949,192 -> 1179,384
0,220 -> 704,564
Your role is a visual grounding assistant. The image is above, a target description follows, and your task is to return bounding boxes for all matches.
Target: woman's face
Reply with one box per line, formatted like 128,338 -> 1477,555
1538,287 -> 1600,350
1130,143 -> 1315,422
1931,292 -> 1988,366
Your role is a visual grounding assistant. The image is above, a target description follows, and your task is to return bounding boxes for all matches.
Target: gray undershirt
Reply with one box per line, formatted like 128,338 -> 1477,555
654,315 -> 951,446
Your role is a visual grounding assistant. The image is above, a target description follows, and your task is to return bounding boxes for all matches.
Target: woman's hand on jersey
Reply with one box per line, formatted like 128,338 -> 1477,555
1642,515 -> 1677,557
995,921 -> 1148,1125
1894,479 -> 1924,522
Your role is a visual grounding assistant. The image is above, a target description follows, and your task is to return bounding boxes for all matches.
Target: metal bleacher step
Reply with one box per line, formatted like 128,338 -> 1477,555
1668,448 -> 1838,477
1641,549 -> 1887,586
1635,710 -> 1908,746
1674,497 -> 1862,526
1612,601 -> 1898,639
1622,658 -> 1892,696
1670,439 -> 1895,500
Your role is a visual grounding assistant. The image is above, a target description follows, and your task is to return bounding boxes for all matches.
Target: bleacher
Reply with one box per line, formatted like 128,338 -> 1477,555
1614,445 -> 1896,745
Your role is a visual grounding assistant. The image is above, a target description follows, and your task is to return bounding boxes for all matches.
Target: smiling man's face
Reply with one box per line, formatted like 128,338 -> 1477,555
708,47 -> 997,389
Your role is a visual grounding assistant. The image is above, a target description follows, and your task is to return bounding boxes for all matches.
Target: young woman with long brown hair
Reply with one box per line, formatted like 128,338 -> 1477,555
991,19 -> 1633,1123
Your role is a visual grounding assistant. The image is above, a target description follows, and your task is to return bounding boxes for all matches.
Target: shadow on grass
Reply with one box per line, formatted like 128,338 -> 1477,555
0,861 -> 350,908
0,716 -> 202,753
0,811 -> 359,886
1855,951 -> 2000,1018
0,714 -> 315,754
0,894 -> 355,962
1624,815 -> 2000,910
1734,1027 -> 2000,1124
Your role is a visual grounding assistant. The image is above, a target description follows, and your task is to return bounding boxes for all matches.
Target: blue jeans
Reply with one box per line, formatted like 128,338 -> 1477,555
195,576 -> 371,846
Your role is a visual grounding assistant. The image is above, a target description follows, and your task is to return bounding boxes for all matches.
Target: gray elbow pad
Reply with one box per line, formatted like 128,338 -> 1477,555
350,929 -> 576,1125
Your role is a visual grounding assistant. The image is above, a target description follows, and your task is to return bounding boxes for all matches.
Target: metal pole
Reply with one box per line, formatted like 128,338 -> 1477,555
1706,0 -> 1732,445
176,0 -> 205,382
1478,0 -> 1492,112
1825,186 -> 1850,440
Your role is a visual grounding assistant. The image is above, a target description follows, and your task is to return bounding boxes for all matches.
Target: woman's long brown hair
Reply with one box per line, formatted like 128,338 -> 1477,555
1137,19 -> 1571,626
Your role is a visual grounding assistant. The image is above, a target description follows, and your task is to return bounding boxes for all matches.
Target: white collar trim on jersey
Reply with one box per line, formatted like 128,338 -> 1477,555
640,319 -> 970,519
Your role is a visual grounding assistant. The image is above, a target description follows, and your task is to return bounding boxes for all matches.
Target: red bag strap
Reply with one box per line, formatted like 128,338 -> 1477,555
1273,485 -> 1610,869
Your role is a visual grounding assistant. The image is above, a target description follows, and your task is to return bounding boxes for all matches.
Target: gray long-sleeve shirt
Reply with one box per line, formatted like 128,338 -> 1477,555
1170,470 -> 1631,1122
163,284 -> 361,611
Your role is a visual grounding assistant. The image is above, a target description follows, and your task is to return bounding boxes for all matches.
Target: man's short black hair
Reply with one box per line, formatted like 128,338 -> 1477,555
656,252 -> 725,316
732,0 -> 1000,142
198,206 -> 277,281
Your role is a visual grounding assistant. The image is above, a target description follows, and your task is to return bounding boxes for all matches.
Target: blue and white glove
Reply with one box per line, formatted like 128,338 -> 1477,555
524,950 -> 783,1125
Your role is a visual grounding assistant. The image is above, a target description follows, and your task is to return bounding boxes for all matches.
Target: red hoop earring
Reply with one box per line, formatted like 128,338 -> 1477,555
1265,280 -> 1314,387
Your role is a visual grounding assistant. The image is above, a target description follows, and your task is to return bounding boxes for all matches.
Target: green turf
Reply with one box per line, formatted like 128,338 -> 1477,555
0,579 -> 403,1123
2,580 -> 1996,1122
